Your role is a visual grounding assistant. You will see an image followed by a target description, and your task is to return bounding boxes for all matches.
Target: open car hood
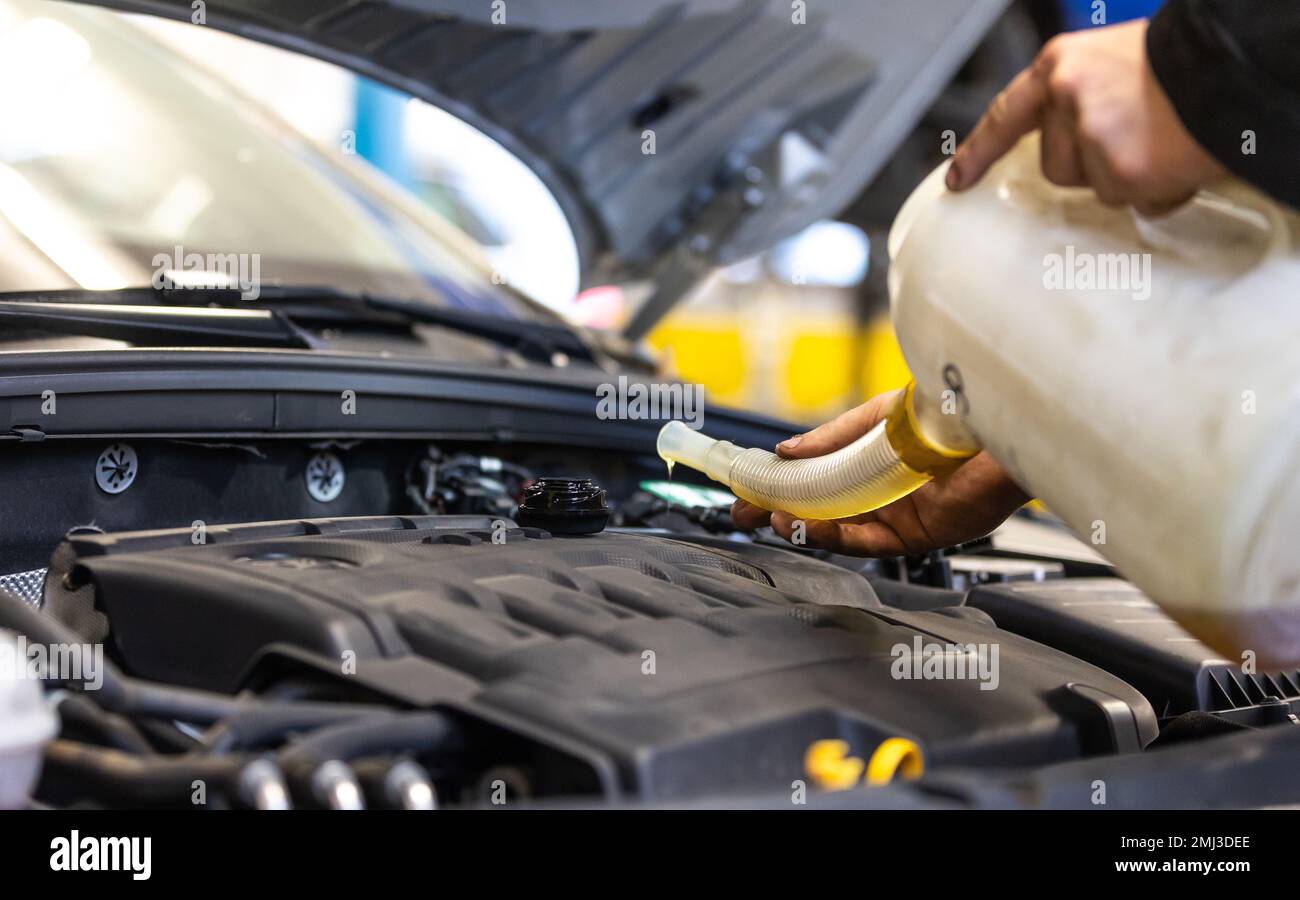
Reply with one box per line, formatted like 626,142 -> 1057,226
74,0 -> 1007,331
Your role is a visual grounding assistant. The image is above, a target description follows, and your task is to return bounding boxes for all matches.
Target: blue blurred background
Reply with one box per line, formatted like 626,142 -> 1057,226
1059,0 -> 1162,30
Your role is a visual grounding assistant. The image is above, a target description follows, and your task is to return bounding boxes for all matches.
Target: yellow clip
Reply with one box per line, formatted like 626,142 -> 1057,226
803,739 -> 865,791
865,737 -> 925,785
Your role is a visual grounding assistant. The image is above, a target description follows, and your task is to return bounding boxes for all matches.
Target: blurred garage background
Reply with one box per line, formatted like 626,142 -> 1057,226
17,0 -> 1160,425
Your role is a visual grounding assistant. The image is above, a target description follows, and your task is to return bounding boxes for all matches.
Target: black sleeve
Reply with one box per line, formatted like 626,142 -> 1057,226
1146,0 -> 1300,209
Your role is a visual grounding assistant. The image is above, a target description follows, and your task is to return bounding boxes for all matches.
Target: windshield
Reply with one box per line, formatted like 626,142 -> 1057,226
0,0 -> 545,320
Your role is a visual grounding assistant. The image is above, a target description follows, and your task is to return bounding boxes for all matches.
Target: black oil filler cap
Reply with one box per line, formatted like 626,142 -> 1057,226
516,477 -> 610,534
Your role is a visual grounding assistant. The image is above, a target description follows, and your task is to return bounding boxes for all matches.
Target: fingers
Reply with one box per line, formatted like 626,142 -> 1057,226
947,63 -> 1049,191
951,20 -> 1210,213
736,390 -> 900,528
775,390 -> 899,459
1076,136 -> 1128,207
1040,99 -> 1085,187
739,452 -> 1031,557
730,499 -> 772,530
769,511 -> 910,557
1133,189 -> 1197,219
732,391 -> 898,528
732,501 -> 910,556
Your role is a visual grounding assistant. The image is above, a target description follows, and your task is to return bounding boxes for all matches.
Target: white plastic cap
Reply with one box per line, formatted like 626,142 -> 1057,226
657,421 -> 716,470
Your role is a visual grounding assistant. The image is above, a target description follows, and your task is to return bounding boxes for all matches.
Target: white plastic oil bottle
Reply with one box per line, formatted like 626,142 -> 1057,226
660,134 -> 1300,666
888,134 -> 1300,667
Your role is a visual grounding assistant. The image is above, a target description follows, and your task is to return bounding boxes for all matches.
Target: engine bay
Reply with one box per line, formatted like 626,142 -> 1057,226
4,436 -> 1300,809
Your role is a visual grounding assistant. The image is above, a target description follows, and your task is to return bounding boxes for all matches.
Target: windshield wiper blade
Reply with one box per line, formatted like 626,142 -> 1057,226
0,300 -> 315,349
146,285 -> 599,366
0,286 -> 596,365
356,293 -> 596,365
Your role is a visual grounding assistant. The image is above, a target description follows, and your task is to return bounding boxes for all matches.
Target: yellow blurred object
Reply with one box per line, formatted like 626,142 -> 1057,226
785,331 -> 854,411
803,736 -> 924,791
859,315 -> 912,399
803,739 -> 865,791
646,314 -> 749,406
865,737 -> 924,785
648,291 -> 911,425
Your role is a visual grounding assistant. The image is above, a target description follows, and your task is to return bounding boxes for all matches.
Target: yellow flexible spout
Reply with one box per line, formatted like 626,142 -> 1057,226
657,382 -> 976,520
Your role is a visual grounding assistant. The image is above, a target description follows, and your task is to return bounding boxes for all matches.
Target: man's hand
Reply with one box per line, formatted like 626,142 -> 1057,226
946,19 -> 1226,216
730,390 -> 1031,556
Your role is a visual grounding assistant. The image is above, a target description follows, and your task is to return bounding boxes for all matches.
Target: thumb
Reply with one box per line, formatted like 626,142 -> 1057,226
776,390 -> 899,459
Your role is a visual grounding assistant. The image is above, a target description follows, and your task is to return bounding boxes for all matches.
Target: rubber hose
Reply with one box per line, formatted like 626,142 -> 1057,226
277,712 -> 457,768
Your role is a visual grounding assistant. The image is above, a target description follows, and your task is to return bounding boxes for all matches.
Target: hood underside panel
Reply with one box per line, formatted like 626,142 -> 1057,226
76,0 -> 1008,286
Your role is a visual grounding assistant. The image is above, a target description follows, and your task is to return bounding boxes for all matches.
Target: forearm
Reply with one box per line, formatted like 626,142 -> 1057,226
1147,0 -> 1300,209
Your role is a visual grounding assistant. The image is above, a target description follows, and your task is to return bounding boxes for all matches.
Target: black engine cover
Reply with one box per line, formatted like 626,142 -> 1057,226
49,516 -> 1158,800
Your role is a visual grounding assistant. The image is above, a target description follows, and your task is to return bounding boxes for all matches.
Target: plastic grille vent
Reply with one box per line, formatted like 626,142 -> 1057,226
0,568 -> 45,608
636,543 -> 772,584
1206,667 -> 1300,711
556,544 -> 771,587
